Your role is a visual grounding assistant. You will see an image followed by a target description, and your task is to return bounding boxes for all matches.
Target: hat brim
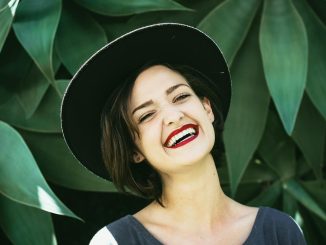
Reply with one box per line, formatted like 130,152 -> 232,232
61,23 -> 231,180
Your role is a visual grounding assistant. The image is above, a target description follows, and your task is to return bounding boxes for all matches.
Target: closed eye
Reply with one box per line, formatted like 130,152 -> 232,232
138,112 -> 155,123
173,93 -> 191,103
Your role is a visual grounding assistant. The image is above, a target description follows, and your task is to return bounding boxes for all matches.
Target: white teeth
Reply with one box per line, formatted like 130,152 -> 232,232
166,127 -> 196,147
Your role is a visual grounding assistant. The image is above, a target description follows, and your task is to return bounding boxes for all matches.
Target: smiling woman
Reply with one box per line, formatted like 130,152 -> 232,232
61,23 -> 306,244
100,62 -> 225,201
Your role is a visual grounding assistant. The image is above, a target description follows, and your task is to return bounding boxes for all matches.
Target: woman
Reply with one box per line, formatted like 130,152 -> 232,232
61,23 -> 306,244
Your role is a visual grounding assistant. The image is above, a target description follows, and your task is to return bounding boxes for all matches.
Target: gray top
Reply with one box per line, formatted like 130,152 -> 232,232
90,207 -> 306,244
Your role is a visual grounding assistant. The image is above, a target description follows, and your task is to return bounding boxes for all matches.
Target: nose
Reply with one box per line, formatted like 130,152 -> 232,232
162,106 -> 184,126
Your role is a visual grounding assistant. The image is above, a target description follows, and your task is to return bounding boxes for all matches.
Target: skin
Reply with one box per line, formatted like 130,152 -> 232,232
129,65 -> 258,244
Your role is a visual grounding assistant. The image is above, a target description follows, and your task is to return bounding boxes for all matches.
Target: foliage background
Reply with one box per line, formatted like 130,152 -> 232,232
0,0 -> 325,244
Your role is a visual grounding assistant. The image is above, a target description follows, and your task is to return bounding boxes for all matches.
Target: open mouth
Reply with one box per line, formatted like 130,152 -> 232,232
164,124 -> 199,149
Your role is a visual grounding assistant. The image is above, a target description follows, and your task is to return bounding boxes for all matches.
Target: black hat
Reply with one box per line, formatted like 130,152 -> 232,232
61,23 -> 231,180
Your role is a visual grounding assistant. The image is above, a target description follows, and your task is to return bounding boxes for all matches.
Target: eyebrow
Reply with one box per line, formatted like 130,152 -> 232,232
132,83 -> 189,115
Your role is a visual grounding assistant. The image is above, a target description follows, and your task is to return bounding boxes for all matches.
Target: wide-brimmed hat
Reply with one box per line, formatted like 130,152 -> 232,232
61,23 -> 231,180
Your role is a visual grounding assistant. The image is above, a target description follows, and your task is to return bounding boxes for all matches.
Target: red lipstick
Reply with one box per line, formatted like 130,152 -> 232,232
164,124 -> 199,148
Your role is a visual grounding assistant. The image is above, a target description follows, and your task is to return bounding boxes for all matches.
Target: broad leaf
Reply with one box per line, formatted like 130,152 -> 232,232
283,179 -> 326,221
74,0 -> 191,16
0,194 -> 57,245
0,0 -> 9,8
16,65 -> 50,119
0,121 -> 80,220
296,155 -> 313,178
260,0 -> 308,134
101,0 -> 223,42
241,162 -> 277,184
0,31 -> 32,104
308,0 -> 326,25
235,183 -> 261,204
309,212 -> 326,242
218,161 -> 277,185
16,52 -> 61,119
198,0 -> 261,65
0,80 -> 66,133
247,181 -> 281,206
282,191 -> 298,218
224,15 -> 270,195
13,0 -> 61,84
300,205 -> 326,245
55,2 -> 107,75
0,32 -> 58,119
258,110 -> 296,179
20,130 -> 117,192
301,180 -> 326,209
0,0 -> 19,52
293,0 -> 326,120
292,95 -> 325,179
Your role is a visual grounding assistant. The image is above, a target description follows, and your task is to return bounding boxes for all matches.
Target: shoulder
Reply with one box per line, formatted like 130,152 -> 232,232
89,216 -> 131,245
90,215 -> 160,245
259,207 -> 302,231
89,226 -> 118,245
245,207 -> 306,245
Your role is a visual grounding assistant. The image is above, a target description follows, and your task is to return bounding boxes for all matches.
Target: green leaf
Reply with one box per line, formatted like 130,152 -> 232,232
293,0 -> 326,120
0,0 -> 10,8
235,183 -> 261,204
74,0 -> 191,16
224,15 -> 270,195
0,194 -> 57,245
13,0 -> 61,84
299,205 -> 326,245
258,110 -> 297,179
308,0 -> 326,25
292,94 -> 325,179
197,0 -> 261,65
241,162 -> 277,184
296,155 -> 313,178
20,130 -> 117,192
55,2 -> 107,75
0,31 -> 32,104
16,65 -> 50,119
259,0 -> 308,134
309,212 -> 326,242
247,181 -> 281,207
301,180 -> 326,209
0,121 -> 80,220
218,161 -> 277,185
0,30 -> 56,119
101,0 -> 223,42
0,0 -> 19,52
0,80 -> 66,133
16,51 -> 61,119
283,179 -> 326,221
282,190 -> 298,217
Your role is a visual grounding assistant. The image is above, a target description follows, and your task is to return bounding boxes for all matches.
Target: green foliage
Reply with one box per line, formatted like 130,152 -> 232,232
13,0 -> 61,85
260,0 -> 308,135
0,194 -> 57,245
0,0 -> 325,243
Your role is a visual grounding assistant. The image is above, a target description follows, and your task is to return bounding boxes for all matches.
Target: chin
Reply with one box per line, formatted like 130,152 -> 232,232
173,143 -> 213,166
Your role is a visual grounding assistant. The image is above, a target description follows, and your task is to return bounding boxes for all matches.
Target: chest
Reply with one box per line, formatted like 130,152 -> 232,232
148,220 -> 254,245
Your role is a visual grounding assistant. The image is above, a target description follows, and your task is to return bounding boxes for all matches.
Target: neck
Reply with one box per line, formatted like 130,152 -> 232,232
156,154 -> 232,230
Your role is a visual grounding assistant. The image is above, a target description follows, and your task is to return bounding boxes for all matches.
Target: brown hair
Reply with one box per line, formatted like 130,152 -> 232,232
100,62 -> 225,203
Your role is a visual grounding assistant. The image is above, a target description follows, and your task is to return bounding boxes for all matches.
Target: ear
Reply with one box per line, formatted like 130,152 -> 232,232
202,97 -> 214,123
133,151 -> 145,163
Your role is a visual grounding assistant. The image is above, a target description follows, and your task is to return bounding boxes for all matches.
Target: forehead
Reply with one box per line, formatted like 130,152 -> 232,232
131,65 -> 189,100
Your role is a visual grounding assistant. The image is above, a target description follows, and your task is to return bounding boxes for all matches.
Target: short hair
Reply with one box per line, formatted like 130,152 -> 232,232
100,62 -> 225,204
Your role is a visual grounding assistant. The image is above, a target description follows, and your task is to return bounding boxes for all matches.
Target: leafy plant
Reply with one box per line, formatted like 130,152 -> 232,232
0,0 -> 325,244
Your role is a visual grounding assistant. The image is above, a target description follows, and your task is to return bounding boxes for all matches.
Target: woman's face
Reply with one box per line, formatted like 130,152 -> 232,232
129,65 -> 215,175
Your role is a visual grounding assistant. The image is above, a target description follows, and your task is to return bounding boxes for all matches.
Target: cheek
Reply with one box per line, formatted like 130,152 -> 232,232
137,123 -> 162,153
